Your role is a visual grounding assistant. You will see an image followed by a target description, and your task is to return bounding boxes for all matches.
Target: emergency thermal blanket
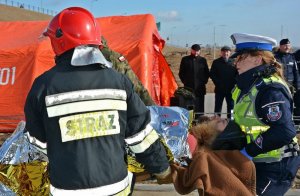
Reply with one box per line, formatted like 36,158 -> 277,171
148,106 -> 192,161
0,14 -> 178,132
129,106 -> 192,173
0,122 -> 49,195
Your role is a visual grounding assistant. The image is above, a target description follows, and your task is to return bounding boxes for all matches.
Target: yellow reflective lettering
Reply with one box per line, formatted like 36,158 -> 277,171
108,114 -> 116,129
98,115 -> 107,130
66,119 -> 77,136
85,117 -> 96,133
59,111 -> 120,142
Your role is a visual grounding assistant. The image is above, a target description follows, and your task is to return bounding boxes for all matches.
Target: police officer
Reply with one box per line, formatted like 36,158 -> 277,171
210,46 -> 237,119
294,49 -> 300,124
179,44 -> 209,114
295,49 -> 300,66
274,38 -> 299,89
24,7 -> 171,195
274,39 -> 300,124
230,33 -> 300,195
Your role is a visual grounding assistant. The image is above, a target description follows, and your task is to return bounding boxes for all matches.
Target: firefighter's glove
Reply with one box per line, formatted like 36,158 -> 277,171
155,166 -> 173,184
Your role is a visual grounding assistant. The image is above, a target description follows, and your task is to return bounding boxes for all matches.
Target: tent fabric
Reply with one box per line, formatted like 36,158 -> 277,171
0,14 -> 178,132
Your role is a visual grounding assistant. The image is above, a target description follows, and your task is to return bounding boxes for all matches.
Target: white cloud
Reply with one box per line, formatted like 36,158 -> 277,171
157,10 -> 181,22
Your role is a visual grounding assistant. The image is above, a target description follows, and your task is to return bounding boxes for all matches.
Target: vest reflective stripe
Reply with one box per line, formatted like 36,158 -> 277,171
233,75 -> 296,162
50,171 -> 133,196
128,130 -> 159,153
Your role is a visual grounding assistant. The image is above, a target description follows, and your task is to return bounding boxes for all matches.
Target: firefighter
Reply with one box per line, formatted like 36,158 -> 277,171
230,33 -> 300,195
24,7 -> 171,195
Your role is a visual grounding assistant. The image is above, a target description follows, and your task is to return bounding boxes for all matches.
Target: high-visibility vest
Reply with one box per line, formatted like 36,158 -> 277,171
232,74 -> 297,162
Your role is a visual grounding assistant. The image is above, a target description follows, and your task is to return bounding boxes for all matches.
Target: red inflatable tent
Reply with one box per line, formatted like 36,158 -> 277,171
0,14 -> 178,132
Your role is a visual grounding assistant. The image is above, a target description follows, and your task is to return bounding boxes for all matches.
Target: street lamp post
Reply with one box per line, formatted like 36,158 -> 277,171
213,24 -> 227,60
170,26 -> 176,45
40,0 -> 43,13
213,26 -> 216,59
186,29 -> 191,50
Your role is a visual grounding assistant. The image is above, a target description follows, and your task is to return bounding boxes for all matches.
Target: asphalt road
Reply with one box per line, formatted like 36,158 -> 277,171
133,184 -> 300,196
204,93 -> 227,117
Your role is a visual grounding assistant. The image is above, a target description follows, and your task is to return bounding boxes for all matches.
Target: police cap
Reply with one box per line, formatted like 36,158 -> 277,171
230,33 -> 277,58
279,38 -> 290,45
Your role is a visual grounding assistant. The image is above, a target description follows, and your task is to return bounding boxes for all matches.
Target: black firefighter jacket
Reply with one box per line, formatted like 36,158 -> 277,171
24,50 -> 169,192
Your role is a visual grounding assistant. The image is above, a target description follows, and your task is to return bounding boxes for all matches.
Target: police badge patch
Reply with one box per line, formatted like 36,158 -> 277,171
266,105 -> 282,121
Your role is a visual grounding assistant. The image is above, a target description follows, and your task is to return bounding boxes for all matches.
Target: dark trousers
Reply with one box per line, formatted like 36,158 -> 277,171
214,92 -> 233,119
294,90 -> 300,125
194,95 -> 205,115
255,156 -> 300,196
294,90 -> 300,108
129,174 -> 136,196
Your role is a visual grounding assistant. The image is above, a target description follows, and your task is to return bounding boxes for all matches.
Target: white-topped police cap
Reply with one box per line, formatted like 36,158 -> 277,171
230,33 -> 277,58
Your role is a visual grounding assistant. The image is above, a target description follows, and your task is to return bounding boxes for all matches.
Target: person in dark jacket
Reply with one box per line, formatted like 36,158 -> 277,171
295,49 -> 300,66
274,39 -> 299,89
210,46 -> 237,119
24,7 -> 171,195
274,39 -> 300,125
294,49 -> 300,124
231,33 -> 300,196
179,44 -> 209,114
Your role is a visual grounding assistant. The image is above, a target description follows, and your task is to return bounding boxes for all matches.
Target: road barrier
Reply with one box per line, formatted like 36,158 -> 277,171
0,0 -> 57,16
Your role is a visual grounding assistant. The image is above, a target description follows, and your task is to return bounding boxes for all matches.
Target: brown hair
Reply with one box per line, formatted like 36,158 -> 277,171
248,50 -> 284,79
190,116 -> 220,150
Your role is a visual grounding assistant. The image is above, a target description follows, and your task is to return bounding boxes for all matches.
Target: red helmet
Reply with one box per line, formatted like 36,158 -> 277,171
43,7 -> 102,56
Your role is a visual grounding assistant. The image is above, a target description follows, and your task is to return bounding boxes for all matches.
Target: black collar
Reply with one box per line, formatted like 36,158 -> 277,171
55,49 -> 74,65
236,64 -> 268,91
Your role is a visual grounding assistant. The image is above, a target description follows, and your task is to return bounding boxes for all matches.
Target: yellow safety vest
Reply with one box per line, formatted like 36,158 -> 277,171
232,74 -> 297,162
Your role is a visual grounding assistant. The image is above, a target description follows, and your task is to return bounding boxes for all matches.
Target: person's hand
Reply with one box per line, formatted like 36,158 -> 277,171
155,166 -> 173,184
240,148 -> 253,160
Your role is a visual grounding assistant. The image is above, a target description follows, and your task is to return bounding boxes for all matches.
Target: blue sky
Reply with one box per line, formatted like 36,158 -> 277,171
12,0 -> 300,48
